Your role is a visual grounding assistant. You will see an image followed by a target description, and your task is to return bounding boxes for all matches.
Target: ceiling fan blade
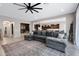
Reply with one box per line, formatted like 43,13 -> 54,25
32,3 -> 41,7
28,3 -> 31,7
18,8 -> 26,10
32,9 -> 39,13
30,10 -> 33,14
13,3 -> 25,7
33,8 -> 42,10
24,3 -> 28,7
25,10 -> 28,13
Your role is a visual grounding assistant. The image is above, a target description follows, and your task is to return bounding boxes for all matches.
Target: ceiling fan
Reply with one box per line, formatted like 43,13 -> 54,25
13,3 -> 43,14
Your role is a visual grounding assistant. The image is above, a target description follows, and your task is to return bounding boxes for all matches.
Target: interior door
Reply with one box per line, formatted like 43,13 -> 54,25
11,24 -> 14,35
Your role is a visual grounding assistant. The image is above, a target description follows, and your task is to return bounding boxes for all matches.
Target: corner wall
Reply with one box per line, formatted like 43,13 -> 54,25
66,13 -> 75,38
76,6 -> 79,48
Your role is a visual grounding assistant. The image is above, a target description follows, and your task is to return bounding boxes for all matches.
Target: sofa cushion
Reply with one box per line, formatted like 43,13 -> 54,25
41,31 -> 46,36
46,31 -> 52,36
33,31 -> 38,35
47,37 -> 65,43
51,31 -> 54,37
59,30 -> 64,34
37,31 -> 42,35
53,32 -> 58,38
33,35 -> 46,38
58,33 -> 64,39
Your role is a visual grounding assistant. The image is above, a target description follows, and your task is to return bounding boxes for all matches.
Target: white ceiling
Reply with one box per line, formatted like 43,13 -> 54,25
33,17 -> 66,24
0,3 -> 78,21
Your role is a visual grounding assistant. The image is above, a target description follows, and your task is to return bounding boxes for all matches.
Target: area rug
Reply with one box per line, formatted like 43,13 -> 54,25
2,40 -> 65,56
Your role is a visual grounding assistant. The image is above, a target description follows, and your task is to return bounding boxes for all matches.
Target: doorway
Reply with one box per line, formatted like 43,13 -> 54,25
20,23 -> 29,34
3,21 -> 14,37
11,23 -> 14,36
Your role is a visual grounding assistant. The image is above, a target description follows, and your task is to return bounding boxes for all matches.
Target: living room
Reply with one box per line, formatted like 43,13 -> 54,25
0,3 -> 79,56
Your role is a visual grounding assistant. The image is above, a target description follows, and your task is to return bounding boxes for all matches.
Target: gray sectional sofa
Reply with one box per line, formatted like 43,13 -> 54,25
46,37 -> 66,53
26,30 -> 66,53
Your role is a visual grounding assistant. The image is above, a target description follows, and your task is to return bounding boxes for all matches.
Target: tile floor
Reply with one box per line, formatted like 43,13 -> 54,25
0,36 -> 23,56
0,36 -> 79,56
